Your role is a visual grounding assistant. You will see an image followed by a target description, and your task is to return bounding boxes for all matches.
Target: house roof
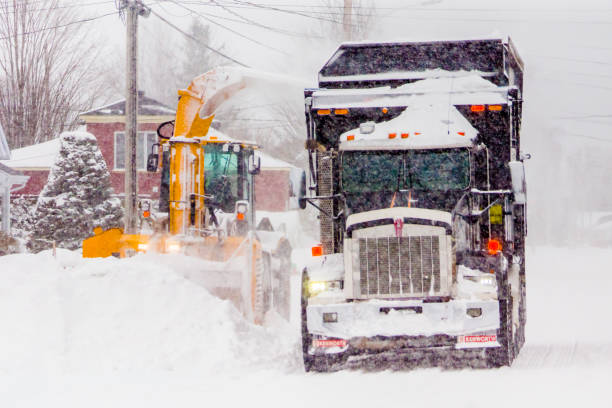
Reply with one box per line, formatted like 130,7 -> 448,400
0,162 -> 29,189
0,138 -> 59,169
0,129 -> 297,171
0,123 -> 10,160
79,91 -> 175,117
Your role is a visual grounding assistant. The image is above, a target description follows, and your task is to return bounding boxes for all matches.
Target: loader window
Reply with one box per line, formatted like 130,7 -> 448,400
204,145 -> 239,212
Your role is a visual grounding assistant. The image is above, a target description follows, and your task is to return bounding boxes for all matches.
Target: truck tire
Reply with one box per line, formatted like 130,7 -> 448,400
301,270 -> 346,372
516,273 -> 527,353
486,293 -> 515,367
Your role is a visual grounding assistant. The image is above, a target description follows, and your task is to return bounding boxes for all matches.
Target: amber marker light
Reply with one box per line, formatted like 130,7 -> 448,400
334,109 -> 349,115
488,105 -> 503,111
487,239 -> 502,255
388,133 -> 397,139
382,107 -> 389,114
311,244 -> 323,257
237,212 -> 245,221
401,133 -> 409,139
317,109 -> 331,115
458,131 -> 465,136
347,135 -> 355,141
471,105 -> 485,112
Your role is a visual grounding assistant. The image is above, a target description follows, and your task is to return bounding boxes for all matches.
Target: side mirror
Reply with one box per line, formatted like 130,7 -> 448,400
157,121 -> 174,140
298,170 -> 307,209
147,153 -> 159,172
146,143 -> 160,172
509,161 -> 527,204
248,154 -> 261,175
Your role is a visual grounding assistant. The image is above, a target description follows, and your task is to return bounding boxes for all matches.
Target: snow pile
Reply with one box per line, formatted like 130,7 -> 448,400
0,250 -> 300,378
1,246 -> 611,407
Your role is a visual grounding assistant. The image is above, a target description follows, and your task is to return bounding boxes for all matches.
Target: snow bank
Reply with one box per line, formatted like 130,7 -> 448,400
1,246 -> 611,407
0,250 -> 299,378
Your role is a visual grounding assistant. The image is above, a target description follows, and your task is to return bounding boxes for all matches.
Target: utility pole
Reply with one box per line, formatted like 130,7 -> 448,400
343,0 -> 352,41
122,0 -> 149,234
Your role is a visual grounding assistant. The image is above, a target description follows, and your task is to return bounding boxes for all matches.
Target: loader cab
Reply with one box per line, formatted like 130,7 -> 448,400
204,142 -> 254,213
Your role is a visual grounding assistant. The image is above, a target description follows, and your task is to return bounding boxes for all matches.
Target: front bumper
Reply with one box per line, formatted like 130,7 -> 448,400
307,298 -> 500,353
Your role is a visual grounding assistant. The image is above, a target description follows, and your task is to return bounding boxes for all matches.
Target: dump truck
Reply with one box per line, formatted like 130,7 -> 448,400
84,67 -> 293,324
300,37 -> 527,370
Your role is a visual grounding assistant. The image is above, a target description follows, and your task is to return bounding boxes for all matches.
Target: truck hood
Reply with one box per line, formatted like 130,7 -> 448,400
346,207 -> 452,233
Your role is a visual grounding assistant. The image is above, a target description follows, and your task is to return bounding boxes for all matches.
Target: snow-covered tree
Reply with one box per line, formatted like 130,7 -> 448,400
28,132 -> 123,252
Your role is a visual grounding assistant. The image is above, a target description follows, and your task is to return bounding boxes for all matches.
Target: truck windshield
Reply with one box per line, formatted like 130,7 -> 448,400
342,149 -> 469,193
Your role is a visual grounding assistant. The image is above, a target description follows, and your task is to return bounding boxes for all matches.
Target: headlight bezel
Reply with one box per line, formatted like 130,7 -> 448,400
307,280 -> 343,296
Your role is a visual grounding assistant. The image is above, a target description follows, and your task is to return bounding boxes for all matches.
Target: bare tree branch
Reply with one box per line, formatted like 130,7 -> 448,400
0,0 -> 107,149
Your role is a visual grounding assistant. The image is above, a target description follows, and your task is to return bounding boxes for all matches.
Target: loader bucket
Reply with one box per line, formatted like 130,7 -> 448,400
82,227 -> 124,258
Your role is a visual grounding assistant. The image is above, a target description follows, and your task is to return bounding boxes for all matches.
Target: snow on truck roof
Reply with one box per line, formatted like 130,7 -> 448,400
312,74 -> 508,109
327,75 -> 504,150
339,104 -> 478,151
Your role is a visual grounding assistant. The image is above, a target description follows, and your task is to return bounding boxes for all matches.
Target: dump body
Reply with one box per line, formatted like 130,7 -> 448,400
301,38 -> 527,370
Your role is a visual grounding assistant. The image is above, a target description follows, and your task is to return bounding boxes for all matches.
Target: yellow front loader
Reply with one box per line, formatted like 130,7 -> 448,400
83,67 -> 293,324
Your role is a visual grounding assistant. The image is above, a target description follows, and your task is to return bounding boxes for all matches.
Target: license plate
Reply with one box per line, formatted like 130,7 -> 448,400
459,335 -> 497,343
313,339 -> 347,348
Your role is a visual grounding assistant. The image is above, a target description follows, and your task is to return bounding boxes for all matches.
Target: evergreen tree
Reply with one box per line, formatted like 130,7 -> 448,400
28,132 -> 123,252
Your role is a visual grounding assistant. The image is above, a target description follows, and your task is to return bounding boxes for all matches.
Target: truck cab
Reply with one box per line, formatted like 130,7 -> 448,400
301,38 -> 527,371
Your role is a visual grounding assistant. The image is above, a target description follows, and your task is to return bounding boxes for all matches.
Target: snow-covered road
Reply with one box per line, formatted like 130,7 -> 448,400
0,246 -> 610,407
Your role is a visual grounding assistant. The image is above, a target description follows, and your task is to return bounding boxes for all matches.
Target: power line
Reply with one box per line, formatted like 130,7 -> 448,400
527,54 -> 612,66
556,114 -> 612,120
149,9 -> 249,67
207,0 -> 309,38
2,0 -> 116,14
167,0 -> 290,55
0,10 -> 120,41
228,0 -> 348,26
561,131 -> 612,144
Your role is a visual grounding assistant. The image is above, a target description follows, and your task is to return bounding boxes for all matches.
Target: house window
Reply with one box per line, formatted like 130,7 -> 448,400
114,131 -> 158,170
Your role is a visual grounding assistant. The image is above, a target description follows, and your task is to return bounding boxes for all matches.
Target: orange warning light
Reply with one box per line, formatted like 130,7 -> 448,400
487,239 -> 502,255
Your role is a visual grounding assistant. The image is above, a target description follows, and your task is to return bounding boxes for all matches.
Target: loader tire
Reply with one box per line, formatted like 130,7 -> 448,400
253,254 -> 271,325
273,242 -> 292,321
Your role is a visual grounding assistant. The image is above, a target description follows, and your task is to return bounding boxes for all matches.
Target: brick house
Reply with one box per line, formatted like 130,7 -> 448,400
1,93 -> 300,212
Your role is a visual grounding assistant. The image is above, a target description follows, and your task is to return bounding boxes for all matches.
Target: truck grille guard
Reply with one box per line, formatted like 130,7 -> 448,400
350,227 -> 452,299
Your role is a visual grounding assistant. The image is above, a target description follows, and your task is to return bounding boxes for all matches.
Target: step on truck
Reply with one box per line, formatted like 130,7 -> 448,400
300,37 -> 527,371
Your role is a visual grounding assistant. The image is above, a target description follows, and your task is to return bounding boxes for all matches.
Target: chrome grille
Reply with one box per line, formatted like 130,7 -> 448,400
358,236 -> 442,297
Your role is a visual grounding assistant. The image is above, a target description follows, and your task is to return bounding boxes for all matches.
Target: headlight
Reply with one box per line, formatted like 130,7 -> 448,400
464,275 -> 496,287
137,243 -> 148,252
166,242 -> 181,253
308,280 -> 342,296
